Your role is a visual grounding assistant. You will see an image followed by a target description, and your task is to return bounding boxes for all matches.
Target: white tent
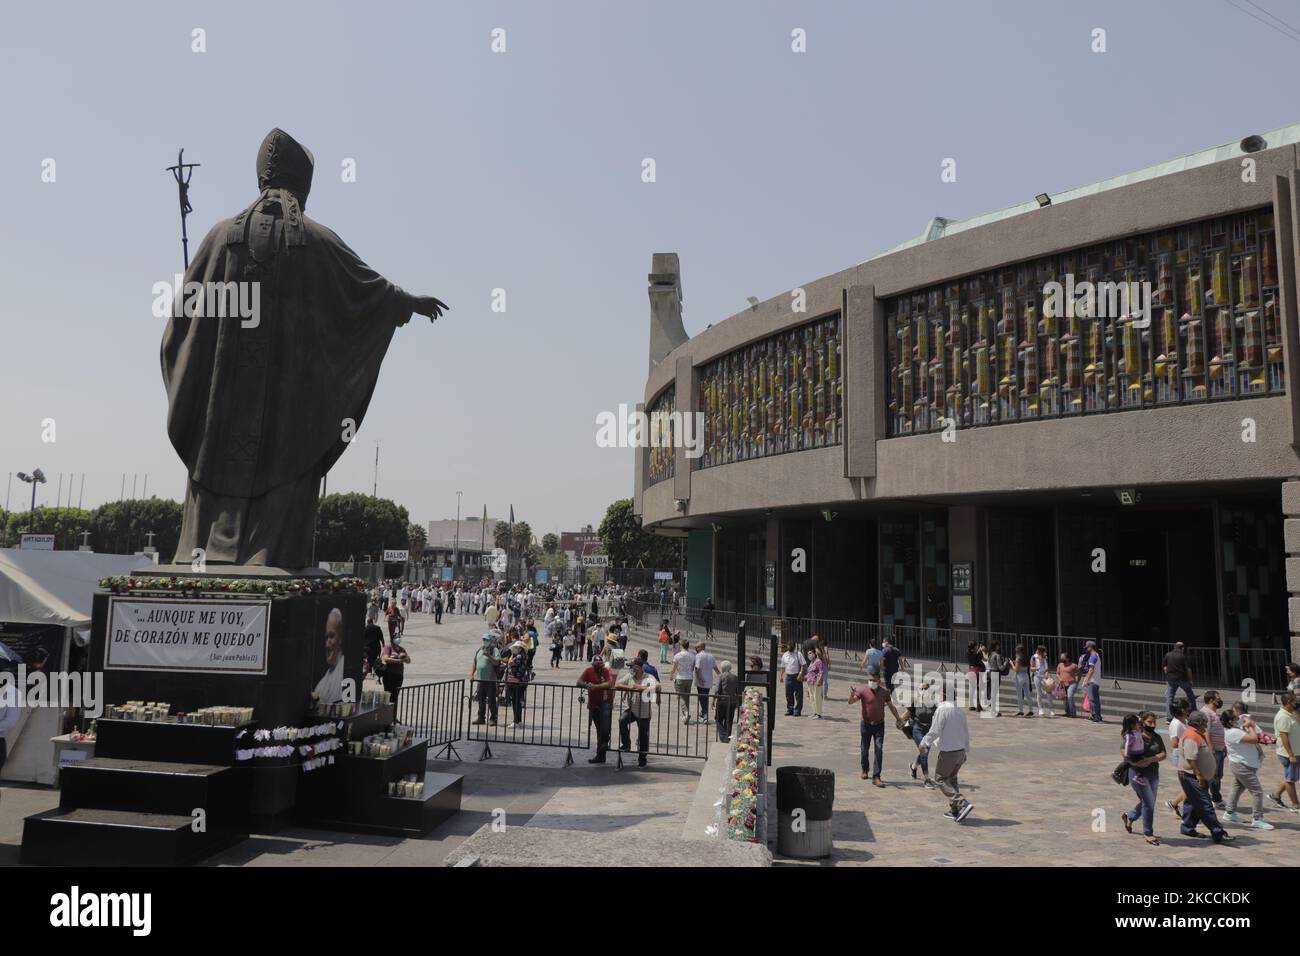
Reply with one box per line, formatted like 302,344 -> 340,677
0,549 -> 152,784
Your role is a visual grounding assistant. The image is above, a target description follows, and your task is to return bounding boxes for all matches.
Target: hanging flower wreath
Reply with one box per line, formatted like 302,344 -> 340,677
98,575 -> 368,597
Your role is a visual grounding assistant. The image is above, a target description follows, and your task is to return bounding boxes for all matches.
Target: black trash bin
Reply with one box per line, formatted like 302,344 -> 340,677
775,765 -> 834,858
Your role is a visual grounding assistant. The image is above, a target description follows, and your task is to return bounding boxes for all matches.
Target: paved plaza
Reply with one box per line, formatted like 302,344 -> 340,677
2,607 -> 1294,866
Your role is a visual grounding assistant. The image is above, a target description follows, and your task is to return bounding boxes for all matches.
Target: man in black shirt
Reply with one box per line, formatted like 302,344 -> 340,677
1162,639 -> 1195,722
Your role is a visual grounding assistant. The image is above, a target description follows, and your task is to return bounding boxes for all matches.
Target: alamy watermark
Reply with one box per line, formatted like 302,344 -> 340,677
1042,275 -> 1153,329
151,274 -> 261,328
595,403 -> 704,458
0,665 -> 103,717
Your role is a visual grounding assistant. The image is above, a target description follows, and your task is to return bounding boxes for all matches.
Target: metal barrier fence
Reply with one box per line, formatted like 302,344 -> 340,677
464,679 -> 592,764
395,678 -> 465,760
610,687 -> 712,768
626,601 -> 1293,692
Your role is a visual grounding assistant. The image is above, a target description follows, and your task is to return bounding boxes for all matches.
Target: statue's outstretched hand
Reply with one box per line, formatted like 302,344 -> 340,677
412,295 -> 449,323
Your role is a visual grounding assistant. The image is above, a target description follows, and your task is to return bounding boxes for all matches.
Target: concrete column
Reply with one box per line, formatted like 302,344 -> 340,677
673,355 -> 694,505
1274,174 -> 1300,448
844,284 -> 879,477
1284,479 -> 1300,662
632,401 -> 646,521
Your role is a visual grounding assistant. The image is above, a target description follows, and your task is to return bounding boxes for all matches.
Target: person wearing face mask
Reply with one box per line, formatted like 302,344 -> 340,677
848,668 -> 903,788
382,629 -> 411,712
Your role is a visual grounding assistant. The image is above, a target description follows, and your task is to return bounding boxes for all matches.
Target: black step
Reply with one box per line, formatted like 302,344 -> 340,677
301,771 -> 462,837
21,807 -> 245,866
59,758 -> 248,827
94,719 -> 250,765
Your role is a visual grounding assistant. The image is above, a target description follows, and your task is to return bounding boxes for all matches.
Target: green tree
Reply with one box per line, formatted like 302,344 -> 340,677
315,493 -> 410,562
407,522 -> 427,560
541,532 -> 559,555
3,506 -> 96,550
88,499 -> 184,558
511,521 -> 532,554
598,498 -> 682,569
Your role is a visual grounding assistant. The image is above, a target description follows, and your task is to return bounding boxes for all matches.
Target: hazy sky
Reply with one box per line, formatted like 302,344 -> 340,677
2,0 -> 1298,539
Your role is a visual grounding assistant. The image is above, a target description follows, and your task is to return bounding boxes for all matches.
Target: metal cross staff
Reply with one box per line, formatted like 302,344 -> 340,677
164,148 -> 200,268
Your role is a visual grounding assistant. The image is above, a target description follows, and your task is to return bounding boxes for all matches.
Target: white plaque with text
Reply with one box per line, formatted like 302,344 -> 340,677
105,598 -> 271,675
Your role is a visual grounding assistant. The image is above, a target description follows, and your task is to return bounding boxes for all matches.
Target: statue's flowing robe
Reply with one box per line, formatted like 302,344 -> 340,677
161,189 -> 412,568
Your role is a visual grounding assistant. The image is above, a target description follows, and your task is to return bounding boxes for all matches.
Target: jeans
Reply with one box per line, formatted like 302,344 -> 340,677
860,720 -> 885,778
588,701 -> 611,757
619,710 -> 650,761
1034,676 -> 1054,715
696,686 -> 710,719
506,683 -> 526,723
1164,681 -> 1195,721
1063,683 -> 1077,717
1087,682 -> 1102,721
1178,773 -> 1225,837
1128,770 -> 1158,836
1225,763 -> 1265,819
1015,672 -> 1032,713
785,675 -> 804,715
911,722 -> 930,776
475,679 -> 499,722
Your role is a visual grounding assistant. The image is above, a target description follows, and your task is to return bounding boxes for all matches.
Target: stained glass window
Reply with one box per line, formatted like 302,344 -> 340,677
885,208 -> 1284,436
697,312 -> 842,469
645,386 -> 676,487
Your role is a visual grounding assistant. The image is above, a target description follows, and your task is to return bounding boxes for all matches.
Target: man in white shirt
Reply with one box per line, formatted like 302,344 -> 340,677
918,695 -> 973,822
780,642 -> 805,717
616,659 -> 658,767
693,643 -> 719,723
671,640 -> 697,724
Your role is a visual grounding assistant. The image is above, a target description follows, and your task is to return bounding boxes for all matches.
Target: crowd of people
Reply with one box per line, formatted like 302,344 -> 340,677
770,629 -> 1300,836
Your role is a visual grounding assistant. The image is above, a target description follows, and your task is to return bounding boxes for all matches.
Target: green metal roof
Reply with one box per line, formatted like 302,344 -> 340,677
866,122 -> 1300,263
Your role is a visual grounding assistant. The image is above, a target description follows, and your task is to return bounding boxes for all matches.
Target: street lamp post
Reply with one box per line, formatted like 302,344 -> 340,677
16,469 -> 47,530
453,490 -> 462,580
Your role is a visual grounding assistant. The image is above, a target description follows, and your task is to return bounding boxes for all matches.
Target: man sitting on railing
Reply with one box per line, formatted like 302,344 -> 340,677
616,658 -> 658,768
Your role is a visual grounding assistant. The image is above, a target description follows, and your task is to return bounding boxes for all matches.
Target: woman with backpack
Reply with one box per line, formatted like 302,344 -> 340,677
1121,710 -> 1166,845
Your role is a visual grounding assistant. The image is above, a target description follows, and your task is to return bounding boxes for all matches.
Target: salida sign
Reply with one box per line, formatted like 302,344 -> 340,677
105,598 -> 270,675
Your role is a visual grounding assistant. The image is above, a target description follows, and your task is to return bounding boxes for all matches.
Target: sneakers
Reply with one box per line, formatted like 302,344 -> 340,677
587,755 -> 605,764
923,778 -> 936,790
909,760 -> 918,779
944,801 -> 974,822
1224,811 -> 1244,824
1249,819 -> 1275,831
471,719 -> 485,726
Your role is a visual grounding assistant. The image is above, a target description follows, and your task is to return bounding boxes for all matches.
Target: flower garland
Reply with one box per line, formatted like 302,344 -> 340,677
98,575 -> 368,597
724,687 -> 765,843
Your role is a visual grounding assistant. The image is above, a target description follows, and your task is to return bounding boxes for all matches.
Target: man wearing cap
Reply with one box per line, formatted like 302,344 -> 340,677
616,658 -> 658,767
1081,640 -> 1103,722
470,632 -> 501,726
578,657 -> 615,763
714,660 -> 740,742
1162,639 -> 1195,722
